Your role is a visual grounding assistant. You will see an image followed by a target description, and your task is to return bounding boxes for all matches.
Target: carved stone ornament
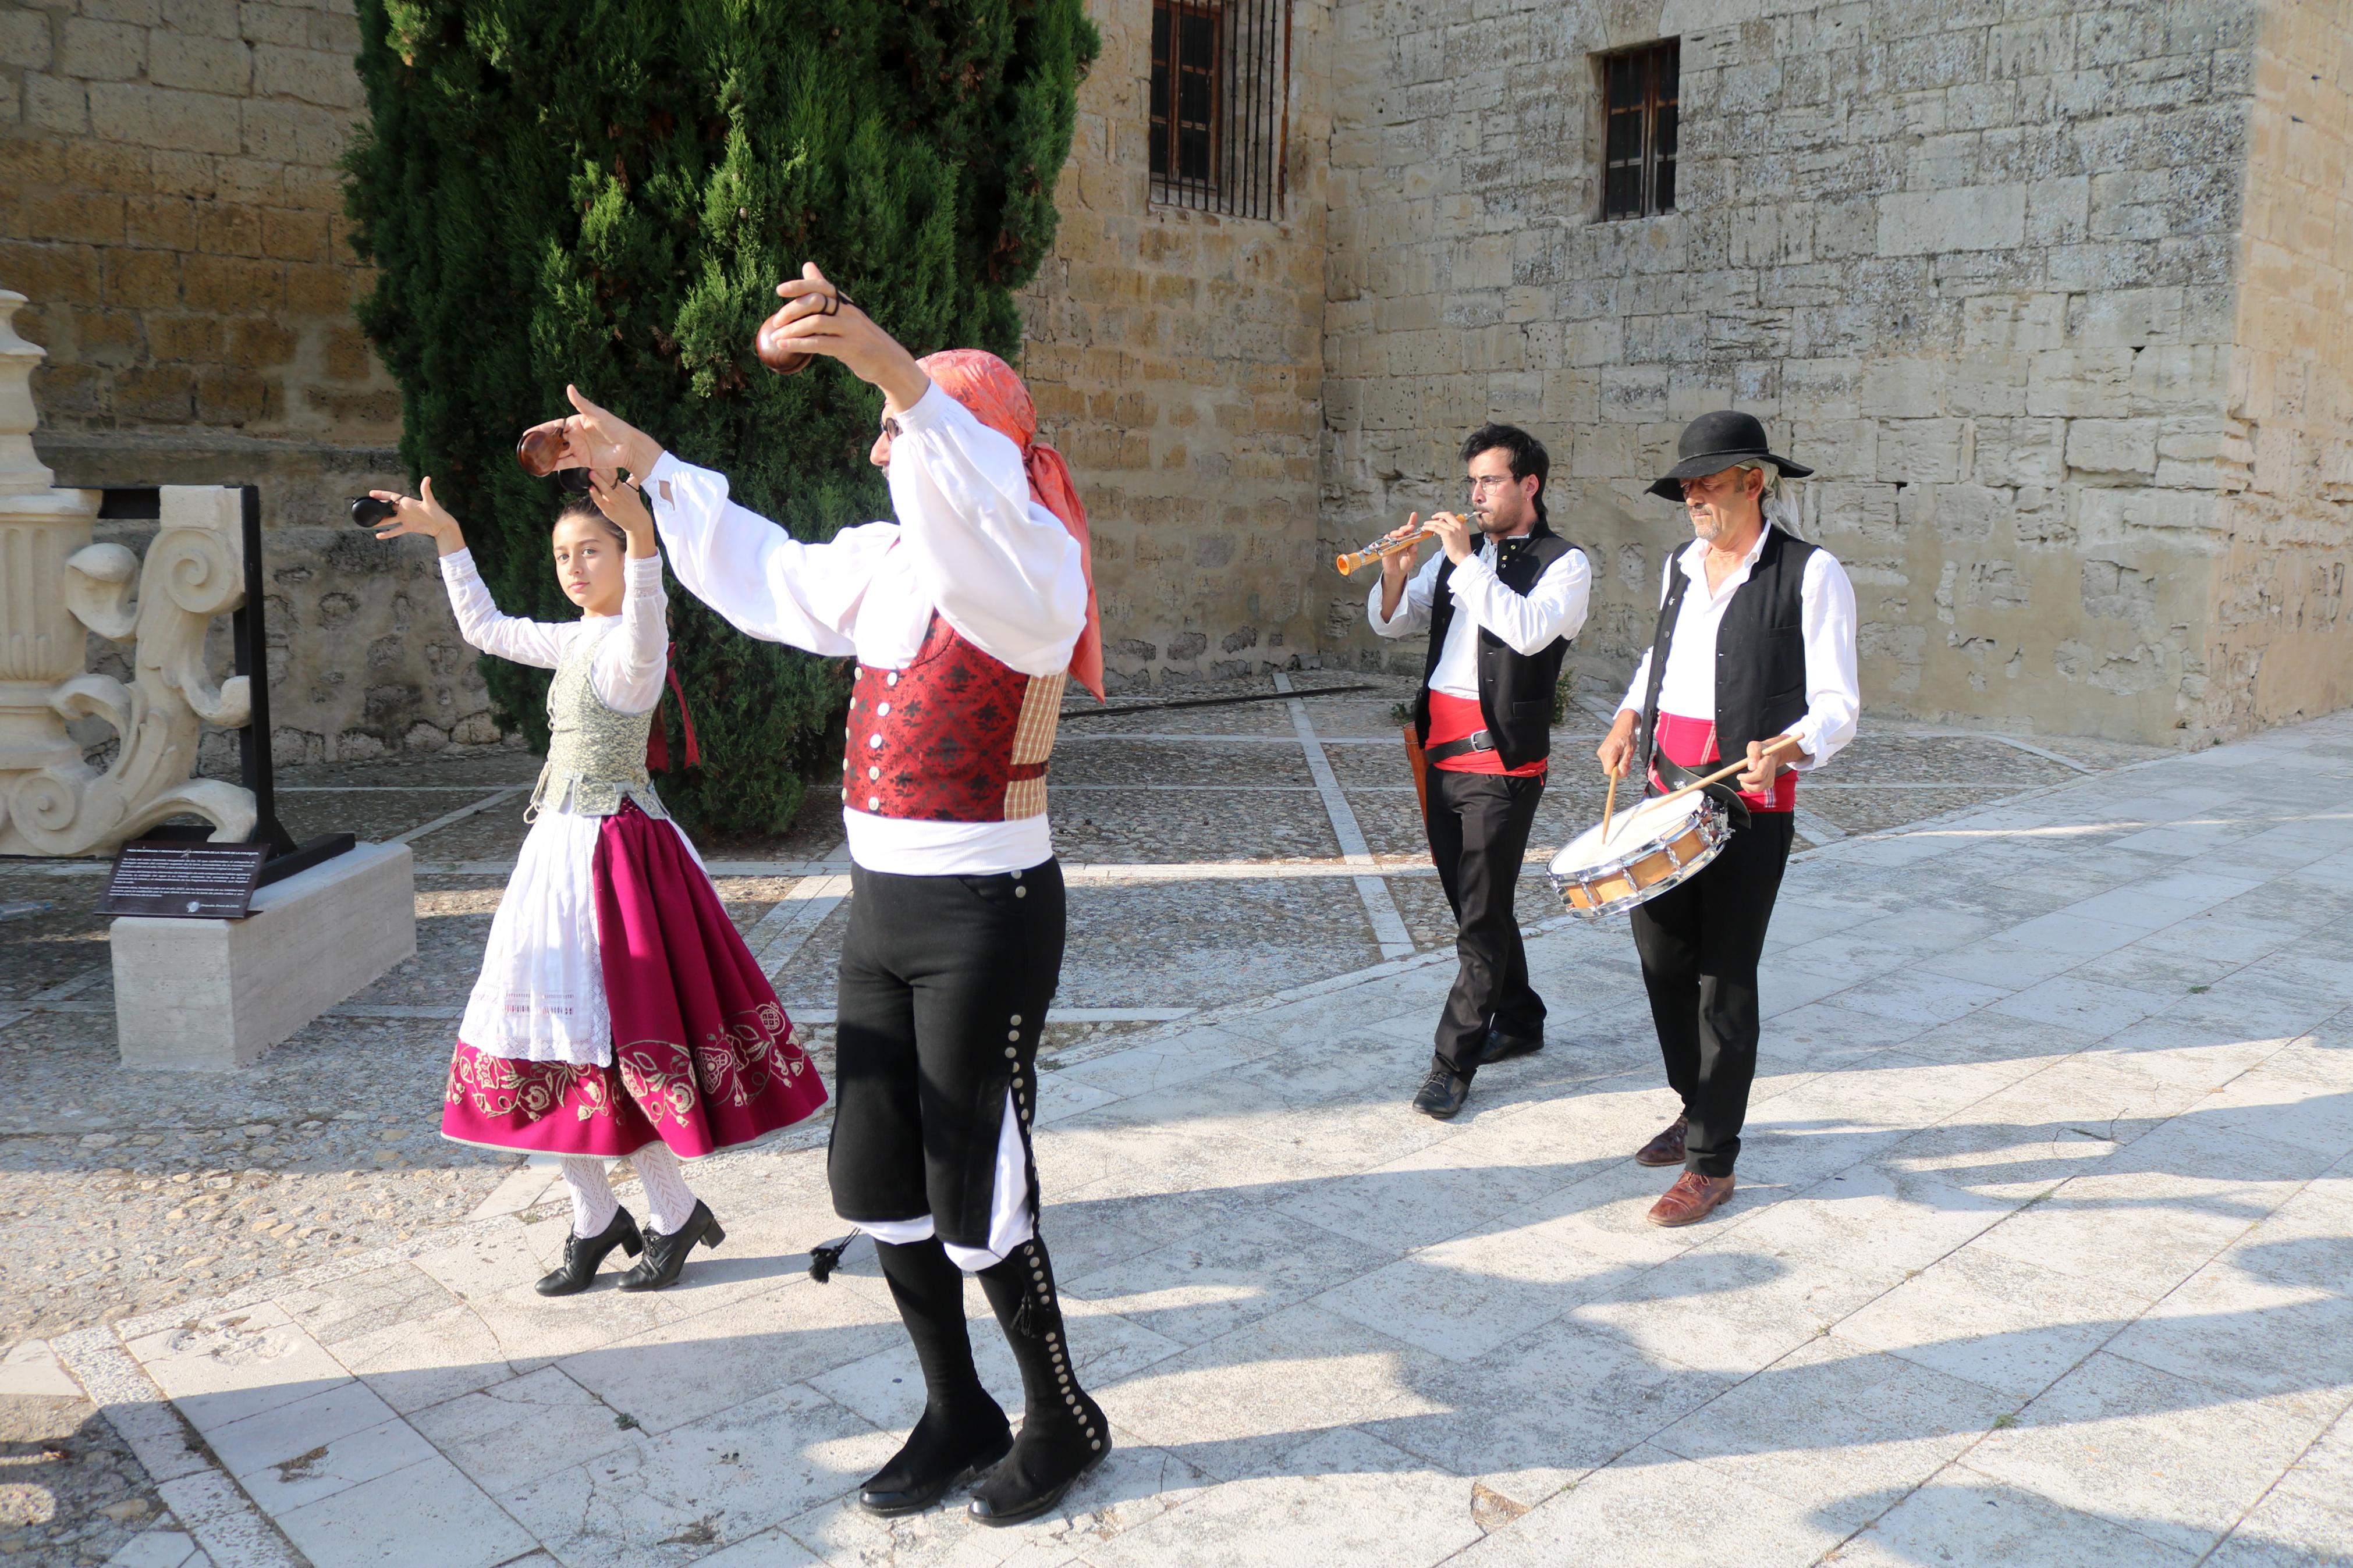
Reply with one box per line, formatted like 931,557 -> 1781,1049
0,290 -> 257,856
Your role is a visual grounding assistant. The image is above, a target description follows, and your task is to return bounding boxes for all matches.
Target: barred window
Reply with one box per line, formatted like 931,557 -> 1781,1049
1149,0 -> 1289,220
1600,40 -> 1678,220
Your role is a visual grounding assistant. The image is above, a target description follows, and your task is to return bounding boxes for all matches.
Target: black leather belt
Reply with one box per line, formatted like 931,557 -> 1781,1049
1653,753 -> 1752,830
1423,730 -> 1496,765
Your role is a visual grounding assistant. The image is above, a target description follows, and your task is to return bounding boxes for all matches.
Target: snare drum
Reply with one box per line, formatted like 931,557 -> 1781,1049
1548,792 -> 1731,919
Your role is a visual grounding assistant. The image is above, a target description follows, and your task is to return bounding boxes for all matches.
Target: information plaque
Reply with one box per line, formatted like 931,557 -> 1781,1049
97,841 -> 271,920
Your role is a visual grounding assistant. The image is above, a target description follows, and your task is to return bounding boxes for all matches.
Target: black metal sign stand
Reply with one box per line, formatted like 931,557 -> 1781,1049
231,486 -> 353,887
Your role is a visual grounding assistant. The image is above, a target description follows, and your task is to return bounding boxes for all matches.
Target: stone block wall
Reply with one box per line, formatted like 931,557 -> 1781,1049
1318,0 -> 2306,743
0,0 -> 503,764
1016,0 -> 1332,692
2208,0 -> 2352,733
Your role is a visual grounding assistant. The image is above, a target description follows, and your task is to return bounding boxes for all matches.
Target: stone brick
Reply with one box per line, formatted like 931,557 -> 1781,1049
79,0 -> 163,25
195,367 -> 272,422
164,0 -> 244,40
100,244 -> 179,307
150,32 -> 253,94
1876,186 -> 2027,255
147,313 -> 219,360
181,251 -> 282,311
0,9 -> 52,69
25,73 -> 90,134
64,140 -> 155,195
16,189 -> 124,246
252,44 -> 363,108
123,194 -> 200,250
225,315 -> 295,368
282,261 -> 350,314
112,364 -> 197,421
195,201 -> 264,257
88,81 -> 244,154
240,97 -> 352,165
59,17 -> 145,81
2065,418 -> 2159,477
0,240 -> 102,306
260,205 -> 328,261
73,304 -> 145,367
0,134 -> 69,184
237,3 -> 308,48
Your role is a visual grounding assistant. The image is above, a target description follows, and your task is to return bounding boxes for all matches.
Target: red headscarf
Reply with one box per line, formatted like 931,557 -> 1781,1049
915,349 -> 1103,701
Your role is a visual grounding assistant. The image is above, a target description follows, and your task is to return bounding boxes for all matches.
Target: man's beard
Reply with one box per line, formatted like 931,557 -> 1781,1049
1688,508 -> 1728,543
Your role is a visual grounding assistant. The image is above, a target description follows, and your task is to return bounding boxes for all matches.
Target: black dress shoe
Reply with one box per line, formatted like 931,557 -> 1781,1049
1478,1025 -> 1544,1064
616,1200 -> 725,1292
968,1397 -> 1112,1526
1411,1055 -> 1472,1119
535,1208 -> 643,1297
858,1416 -> 1013,1516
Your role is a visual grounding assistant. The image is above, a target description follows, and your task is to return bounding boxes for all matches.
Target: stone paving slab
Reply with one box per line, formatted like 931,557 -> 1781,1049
38,709 -> 2351,1566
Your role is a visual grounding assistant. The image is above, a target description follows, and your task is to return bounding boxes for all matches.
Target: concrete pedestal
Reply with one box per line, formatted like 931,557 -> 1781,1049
112,841 -> 416,1070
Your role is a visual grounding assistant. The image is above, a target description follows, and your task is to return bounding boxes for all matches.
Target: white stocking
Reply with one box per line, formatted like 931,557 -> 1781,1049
631,1143 -> 698,1236
559,1157 -> 617,1239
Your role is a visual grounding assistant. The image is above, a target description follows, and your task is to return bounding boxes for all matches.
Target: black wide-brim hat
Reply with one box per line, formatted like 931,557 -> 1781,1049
1646,410 -> 1813,500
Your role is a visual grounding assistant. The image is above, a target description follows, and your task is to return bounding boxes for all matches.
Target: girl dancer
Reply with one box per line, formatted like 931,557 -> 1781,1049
368,471 -> 826,1294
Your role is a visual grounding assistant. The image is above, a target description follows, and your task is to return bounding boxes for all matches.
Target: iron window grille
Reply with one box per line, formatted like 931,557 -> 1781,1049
1150,0 -> 1289,220
1600,39 -> 1678,220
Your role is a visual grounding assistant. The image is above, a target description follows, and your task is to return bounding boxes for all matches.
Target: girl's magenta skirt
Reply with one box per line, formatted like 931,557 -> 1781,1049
441,802 -> 826,1159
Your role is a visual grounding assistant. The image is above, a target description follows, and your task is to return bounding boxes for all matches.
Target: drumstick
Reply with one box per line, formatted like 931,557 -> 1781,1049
1599,767 -> 1620,846
1648,735 -> 1803,812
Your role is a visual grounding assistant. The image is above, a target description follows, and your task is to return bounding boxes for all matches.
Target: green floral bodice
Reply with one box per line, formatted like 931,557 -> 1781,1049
527,625 -> 668,821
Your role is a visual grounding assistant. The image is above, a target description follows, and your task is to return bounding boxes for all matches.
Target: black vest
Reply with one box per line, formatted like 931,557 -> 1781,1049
1411,525 -> 1583,771
1637,525 -> 1817,775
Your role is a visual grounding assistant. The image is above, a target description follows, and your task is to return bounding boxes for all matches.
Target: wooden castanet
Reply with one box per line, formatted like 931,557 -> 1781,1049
514,421 -> 572,478
755,286 -> 858,375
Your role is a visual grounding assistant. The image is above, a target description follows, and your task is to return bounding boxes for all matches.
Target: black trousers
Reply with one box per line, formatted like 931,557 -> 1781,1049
1424,767 -> 1547,1075
1628,811 -> 1796,1178
830,858 -> 1065,1249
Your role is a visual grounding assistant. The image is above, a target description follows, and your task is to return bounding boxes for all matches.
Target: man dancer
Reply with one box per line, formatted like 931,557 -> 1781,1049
548,267 -> 1107,1524
1596,411 -> 1859,1226
1370,424 -> 1591,1119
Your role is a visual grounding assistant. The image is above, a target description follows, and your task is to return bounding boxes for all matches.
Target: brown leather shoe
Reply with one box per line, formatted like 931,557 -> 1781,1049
1634,1115 -> 1689,1167
1646,1171 -> 1735,1228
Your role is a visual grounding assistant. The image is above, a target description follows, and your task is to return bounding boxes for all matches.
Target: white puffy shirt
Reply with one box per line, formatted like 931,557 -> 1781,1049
439,548 -> 668,716
1616,525 -> 1861,770
1366,533 -> 1592,696
645,382 -> 1087,875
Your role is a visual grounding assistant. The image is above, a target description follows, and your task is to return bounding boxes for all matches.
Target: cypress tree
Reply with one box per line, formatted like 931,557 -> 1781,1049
345,1 -> 1098,835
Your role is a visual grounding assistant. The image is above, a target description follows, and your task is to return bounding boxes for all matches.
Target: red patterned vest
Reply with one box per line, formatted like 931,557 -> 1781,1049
843,613 -> 1063,821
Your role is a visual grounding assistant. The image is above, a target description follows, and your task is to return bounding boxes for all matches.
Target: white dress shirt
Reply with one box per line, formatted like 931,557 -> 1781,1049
440,548 -> 668,717
646,382 -> 1087,875
1366,532 -> 1592,696
1616,525 -> 1860,770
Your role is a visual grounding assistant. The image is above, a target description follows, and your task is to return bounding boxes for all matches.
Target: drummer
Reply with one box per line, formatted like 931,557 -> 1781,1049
1369,424 -> 1591,1119
1595,411 -> 1859,1226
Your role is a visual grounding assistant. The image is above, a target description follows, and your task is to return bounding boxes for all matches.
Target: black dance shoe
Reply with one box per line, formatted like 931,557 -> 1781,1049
616,1200 -> 725,1292
858,1409 -> 1013,1516
1411,1055 -> 1472,1119
535,1208 -> 643,1297
967,1396 -> 1112,1525
1478,1024 -> 1544,1064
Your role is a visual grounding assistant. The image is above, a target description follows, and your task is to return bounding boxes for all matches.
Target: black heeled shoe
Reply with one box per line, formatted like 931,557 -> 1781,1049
535,1207 -> 643,1297
617,1200 -> 725,1292
858,1415 -> 1013,1516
